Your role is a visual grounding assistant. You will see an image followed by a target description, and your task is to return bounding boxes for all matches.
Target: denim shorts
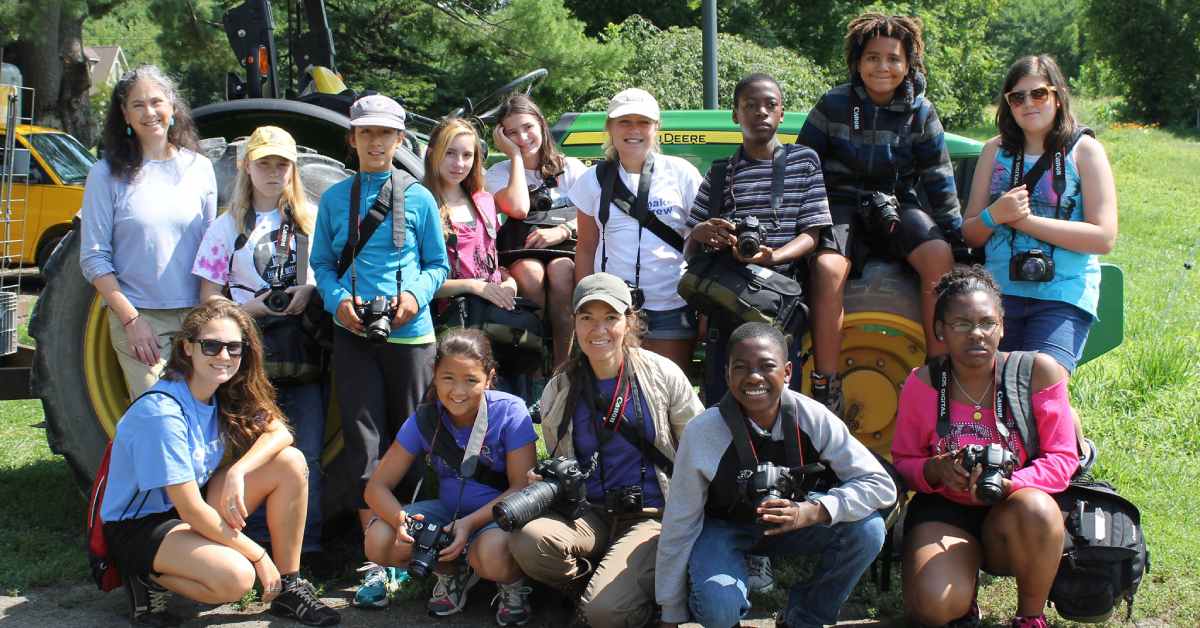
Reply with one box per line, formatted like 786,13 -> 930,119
404,499 -> 501,546
641,306 -> 699,341
1000,295 -> 1094,374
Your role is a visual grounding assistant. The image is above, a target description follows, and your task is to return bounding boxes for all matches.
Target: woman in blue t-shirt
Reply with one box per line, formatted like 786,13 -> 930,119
101,298 -> 338,626
363,329 -> 537,625
962,55 -> 1117,457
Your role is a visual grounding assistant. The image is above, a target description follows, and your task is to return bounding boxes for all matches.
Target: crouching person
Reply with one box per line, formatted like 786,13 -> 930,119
101,298 -> 339,627
656,322 -> 895,628
363,329 -> 537,626
508,273 -> 704,628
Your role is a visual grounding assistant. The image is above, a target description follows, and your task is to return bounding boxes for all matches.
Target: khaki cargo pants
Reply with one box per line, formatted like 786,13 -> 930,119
106,307 -> 190,398
509,508 -> 660,628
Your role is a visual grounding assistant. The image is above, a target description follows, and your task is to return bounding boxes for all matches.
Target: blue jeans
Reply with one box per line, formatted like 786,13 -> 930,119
244,381 -> 325,552
687,511 -> 885,628
1000,295 -> 1094,374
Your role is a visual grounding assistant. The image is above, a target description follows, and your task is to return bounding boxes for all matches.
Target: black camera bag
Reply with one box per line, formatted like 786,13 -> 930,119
1049,479 -> 1148,623
256,313 -> 324,384
678,251 -> 807,334
436,294 -> 544,359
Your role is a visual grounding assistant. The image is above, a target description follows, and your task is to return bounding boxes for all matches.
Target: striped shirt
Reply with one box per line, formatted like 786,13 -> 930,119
688,144 -> 832,268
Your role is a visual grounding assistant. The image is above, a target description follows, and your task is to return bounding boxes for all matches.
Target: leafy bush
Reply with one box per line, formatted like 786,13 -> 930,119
589,16 -> 832,113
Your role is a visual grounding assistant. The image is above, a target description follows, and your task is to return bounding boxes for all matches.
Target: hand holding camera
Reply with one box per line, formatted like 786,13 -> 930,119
959,443 -> 1017,504
758,497 -> 829,535
989,185 -> 1031,225
336,297 -> 365,333
924,449 -> 971,492
438,519 -> 472,563
691,218 -> 737,250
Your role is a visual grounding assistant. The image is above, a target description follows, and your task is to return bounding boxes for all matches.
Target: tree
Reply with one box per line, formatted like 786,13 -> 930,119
1083,0 -> 1200,125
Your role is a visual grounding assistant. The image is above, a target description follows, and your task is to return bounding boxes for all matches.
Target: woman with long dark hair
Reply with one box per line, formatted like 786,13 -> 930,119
80,64 -> 217,397
962,55 -> 1117,459
101,299 -> 339,626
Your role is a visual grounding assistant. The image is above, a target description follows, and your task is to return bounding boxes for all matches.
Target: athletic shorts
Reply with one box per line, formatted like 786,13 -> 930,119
103,509 -> 185,578
904,492 -> 991,542
999,295 -> 1094,374
641,306 -> 699,341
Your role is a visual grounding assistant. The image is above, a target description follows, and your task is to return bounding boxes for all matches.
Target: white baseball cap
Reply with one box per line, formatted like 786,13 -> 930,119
606,88 -> 661,122
349,94 -> 406,130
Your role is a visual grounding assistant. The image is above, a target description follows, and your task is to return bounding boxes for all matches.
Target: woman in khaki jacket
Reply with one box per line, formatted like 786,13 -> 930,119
508,272 -> 703,628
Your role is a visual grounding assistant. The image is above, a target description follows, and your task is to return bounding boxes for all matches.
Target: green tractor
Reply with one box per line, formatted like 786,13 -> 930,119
28,0 -> 1123,519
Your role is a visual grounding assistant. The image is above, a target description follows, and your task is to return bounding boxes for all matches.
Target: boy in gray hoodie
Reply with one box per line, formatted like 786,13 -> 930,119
655,323 -> 895,627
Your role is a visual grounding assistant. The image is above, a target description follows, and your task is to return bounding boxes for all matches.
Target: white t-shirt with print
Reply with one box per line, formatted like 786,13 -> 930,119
191,208 -> 314,305
484,156 -> 587,209
569,154 -> 702,311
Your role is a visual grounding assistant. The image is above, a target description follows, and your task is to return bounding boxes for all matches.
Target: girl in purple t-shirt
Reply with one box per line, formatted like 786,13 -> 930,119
425,118 -> 519,310
363,329 -> 537,624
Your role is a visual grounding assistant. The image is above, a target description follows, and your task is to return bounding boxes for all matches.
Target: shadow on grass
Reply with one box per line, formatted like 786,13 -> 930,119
0,457 -> 87,594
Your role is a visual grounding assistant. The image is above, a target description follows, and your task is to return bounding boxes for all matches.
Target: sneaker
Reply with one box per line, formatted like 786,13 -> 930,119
271,575 -> 341,626
1011,614 -> 1049,628
745,554 -> 775,594
427,567 -> 480,616
124,573 -> 176,627
352,562 -> 398,608
810,372 -> 844,417
492,578 -> 533,626
947,597 -> 982,628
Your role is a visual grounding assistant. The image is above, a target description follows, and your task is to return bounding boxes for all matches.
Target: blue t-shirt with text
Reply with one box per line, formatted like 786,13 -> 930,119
101,377 -> 224,522
395,390 -> 537,515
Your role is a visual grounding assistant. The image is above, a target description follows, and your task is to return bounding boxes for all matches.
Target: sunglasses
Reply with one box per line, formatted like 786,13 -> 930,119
1005,85 -> 1056,107
191,338 -> 245,357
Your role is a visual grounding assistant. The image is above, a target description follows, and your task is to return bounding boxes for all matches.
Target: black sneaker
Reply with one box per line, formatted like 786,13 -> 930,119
124,574 -> 177,627
270,575 -> 341,626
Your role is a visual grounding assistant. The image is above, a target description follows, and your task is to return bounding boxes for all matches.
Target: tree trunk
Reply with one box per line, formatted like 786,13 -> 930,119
57,11 -> 93,146
9,0 -> 93,146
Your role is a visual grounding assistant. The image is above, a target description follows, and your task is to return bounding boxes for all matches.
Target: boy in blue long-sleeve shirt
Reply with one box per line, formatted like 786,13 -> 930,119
309,95 -> 449,606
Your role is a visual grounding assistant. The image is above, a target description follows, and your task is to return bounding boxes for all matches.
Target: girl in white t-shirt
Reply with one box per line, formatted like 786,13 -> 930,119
569,88 -> 703,374
485,94 -> 586,367
191,126 -> 326,556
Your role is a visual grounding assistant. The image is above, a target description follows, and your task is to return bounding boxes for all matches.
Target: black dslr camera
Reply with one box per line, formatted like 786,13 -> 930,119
529,175 -> 559,213
407,518 -> 452,578
742,461 -> 827,514
355,296 -> 396,343
858,191 -> 901,236
960,443 -> 1017,504
733,215 -> 765,258
604,485 -> 644,515
1009,249 -> 1055,282
263,280 -> 292,313
493,455 -> 594,531
625,281 -> 646,311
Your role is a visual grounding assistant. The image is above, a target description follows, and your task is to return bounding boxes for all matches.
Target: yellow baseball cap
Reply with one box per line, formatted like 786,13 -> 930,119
245,126 -> 298,163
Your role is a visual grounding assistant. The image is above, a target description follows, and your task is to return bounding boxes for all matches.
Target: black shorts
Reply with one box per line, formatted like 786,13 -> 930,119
904,492 -> 991,542
103,509 -> 185,578
816,207 -> 945,271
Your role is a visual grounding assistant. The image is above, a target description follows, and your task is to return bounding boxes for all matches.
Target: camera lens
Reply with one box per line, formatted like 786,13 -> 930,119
265,289 -> 292,313
493,479 -> 560,531
1021,256 -> 1047,280
736,232 -> 761,258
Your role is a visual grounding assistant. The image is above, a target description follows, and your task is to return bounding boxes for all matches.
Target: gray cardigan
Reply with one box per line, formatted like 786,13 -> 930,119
538,347 -> 704,501
654,389 -> 897,623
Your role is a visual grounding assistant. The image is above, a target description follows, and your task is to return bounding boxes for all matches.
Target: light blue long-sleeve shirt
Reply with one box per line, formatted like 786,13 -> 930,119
79,150 -> 217,308
310,170 -> 449,342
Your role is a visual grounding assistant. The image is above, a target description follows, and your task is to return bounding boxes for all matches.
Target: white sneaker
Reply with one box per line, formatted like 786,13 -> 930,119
746,554 -> 775,594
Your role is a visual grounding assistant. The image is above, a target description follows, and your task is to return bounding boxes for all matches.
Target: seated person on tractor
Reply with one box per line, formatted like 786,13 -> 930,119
656,322 -> 895,628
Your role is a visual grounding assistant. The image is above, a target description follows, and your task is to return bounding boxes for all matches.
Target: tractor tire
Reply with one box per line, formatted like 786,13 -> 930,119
798,259 -> 926,459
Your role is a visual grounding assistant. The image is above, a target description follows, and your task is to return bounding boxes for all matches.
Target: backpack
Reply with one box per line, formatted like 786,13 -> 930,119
932,351 -> 1148,622
86,390 -> 180,592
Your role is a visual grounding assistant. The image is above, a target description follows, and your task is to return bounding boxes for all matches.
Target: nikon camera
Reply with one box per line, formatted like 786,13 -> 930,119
742,461 -> 827,514
1009,249 -> 1055,282
493,456 -> 593,531
355,296 -> 397,343
733,216 -> 765,258
858,191 -> 901,236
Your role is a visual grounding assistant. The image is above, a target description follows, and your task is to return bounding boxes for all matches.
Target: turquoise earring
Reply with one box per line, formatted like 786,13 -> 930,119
168,116 -> 174,127
125,125 -> 132,136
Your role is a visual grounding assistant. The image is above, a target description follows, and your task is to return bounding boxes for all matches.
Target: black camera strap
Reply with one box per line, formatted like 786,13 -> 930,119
1005,127 -> 1093,260
223,207 -> 297,299
716,392 -> 807,472
930,353 -> 1038,458
415,402 -> 508,492
597,155 -> 681,289
340,170 -> 417,307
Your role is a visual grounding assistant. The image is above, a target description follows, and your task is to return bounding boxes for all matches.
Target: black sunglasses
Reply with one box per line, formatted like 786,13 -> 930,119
191,338 -> 245,357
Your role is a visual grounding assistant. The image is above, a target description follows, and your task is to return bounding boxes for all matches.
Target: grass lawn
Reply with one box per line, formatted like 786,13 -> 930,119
0,99 -> 1197,625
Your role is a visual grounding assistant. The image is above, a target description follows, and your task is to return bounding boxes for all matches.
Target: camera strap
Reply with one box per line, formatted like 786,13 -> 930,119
716,392 -> 807,472
340,169 -> 417,304
1005,127 -> 1093,260
415,401 -> 508,492
588,363 -> 671,490
931,353 -> 1037,458
709,144 -> 787,231
223,208 -> 297,300
597,155 -> 681,287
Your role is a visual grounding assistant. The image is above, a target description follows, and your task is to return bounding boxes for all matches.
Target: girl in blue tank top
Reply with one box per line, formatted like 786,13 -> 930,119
961,55 -> 1118,462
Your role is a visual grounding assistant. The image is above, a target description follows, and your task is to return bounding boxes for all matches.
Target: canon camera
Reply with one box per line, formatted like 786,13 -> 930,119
960,443 -> 1017,504
742,461 -> 827,514
406,518 -> 452,578
858,191 -> 901,236
493,455 -> 595,531
1009,249 -> 1055,282
733,216 -> 765,258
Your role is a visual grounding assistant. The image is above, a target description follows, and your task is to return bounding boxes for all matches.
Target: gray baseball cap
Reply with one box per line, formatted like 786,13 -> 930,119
573,273 -> 633,313
350,94 -> 406,130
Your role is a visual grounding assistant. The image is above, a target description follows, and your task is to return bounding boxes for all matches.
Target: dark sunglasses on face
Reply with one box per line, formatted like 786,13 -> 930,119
191,338 -> 245,357
1005,85 -> 1056,107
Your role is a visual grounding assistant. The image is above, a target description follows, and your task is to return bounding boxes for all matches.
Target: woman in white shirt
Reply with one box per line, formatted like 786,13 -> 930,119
570,88 -> 703,374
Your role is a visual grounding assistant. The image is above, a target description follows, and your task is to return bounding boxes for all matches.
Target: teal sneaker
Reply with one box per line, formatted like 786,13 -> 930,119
352,562 -> 401,608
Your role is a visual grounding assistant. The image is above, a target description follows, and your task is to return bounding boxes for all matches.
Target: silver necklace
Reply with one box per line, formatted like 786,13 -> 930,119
953,374 -> 992,422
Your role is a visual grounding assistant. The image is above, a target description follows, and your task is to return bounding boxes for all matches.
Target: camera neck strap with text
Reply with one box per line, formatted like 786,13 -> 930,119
223,205 -> 296,299
930,351 -> 1038,459
847,86 -> 915,195
597,154 -> 678,289
1005,127 -> 1093,260
707,143 -> 787,231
